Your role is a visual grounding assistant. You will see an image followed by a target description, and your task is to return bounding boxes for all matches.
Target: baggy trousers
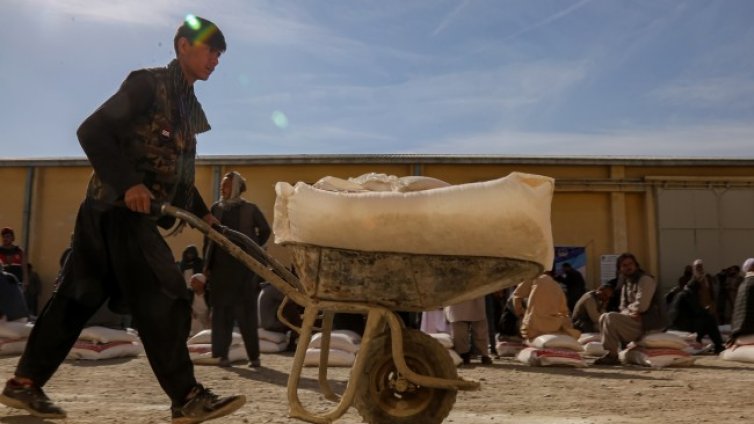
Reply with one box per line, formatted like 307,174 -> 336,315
451,320 -> 490,356
599,312 -> 643,353
15,199 -> 196,407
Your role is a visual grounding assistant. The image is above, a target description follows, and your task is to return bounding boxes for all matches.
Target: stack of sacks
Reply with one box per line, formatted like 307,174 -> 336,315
720,334 -> 754,363
68,326 -> 143,360
665,330 -> 709,354
495,336 -> 526,357
620,332 -> 694,367
188,329 -> 247,365
304,330 -> 360,367
0,320 -> 33,356
425,332 -> 462,366
258,328 -> 289,353
517,334 -> 586,367
578,333 -> 607,357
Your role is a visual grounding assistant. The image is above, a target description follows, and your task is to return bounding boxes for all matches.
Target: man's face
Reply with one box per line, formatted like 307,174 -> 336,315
180,39 -> 221,83
1,233 -> 13,246
220,176 -> 232,199
619,258 -> 637,277
694,263 -> 704,274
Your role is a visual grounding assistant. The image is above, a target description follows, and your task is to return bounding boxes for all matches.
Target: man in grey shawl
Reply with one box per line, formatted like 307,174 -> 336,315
204,171 -> 271,367
728,258 -> 754,347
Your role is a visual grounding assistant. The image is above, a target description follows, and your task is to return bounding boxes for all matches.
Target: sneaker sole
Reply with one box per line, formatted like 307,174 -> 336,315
0,394 -> 67,419
172,395 -> 246,424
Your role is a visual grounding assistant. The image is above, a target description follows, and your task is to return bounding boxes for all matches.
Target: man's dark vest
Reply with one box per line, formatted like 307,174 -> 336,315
85,62 -> 209,213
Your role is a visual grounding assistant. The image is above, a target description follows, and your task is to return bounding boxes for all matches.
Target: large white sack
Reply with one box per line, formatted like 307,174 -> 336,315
427,333 -> 454,349
0,322 -> 33,339
636,332 -> 689,350
496,339 -> 525,357
259,339 -> 288,353
188,330 -> 243,346
720,345 -> 754,363
516,347 -> 586,367
258,328 -> 288,344
68,341 -> 142,360
620,347 -> 694,368
308,332 -> 360,354
529,334 -> 583,352
79,326 -> 139,344
0,338 -> 26,355
734,334 -> 754,346
274,172 -> 554,269
303,348 -> 355,367
582,342 -> 607,357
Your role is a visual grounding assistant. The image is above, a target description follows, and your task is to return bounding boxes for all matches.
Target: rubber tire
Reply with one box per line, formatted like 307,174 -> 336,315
353,328 -> 458,424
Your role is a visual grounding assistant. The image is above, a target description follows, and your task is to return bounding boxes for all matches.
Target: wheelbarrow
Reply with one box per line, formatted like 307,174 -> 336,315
156,203 -> 542,424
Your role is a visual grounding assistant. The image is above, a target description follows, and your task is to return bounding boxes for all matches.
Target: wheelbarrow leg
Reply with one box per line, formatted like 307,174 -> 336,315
287,306 -> 388,423
317,311 -> 339,402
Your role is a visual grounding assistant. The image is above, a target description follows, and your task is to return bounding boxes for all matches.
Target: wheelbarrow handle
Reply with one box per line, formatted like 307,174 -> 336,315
150,203 -> 308,303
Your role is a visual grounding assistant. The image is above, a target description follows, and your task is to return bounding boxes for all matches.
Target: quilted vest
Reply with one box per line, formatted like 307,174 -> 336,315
86,60 -> 209,211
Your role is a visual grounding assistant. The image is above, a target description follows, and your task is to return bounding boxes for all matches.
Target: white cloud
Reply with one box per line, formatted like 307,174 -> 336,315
650,76 -> 754,107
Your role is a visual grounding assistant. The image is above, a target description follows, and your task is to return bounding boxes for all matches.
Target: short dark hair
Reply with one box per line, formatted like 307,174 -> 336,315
0,227 -> 13,237
174,15 -> 226,55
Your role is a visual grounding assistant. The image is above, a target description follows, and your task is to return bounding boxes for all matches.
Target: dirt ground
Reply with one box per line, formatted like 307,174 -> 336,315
0,351 -> 753,424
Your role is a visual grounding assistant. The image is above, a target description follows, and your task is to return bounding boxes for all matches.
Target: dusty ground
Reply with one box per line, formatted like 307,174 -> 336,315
0,351 -> 753,424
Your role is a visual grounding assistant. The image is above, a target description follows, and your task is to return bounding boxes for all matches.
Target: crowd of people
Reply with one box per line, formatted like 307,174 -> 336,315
476,253 -> 754,366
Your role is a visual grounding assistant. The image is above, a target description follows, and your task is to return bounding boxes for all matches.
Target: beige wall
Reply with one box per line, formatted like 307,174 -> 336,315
5,157 -> 754,305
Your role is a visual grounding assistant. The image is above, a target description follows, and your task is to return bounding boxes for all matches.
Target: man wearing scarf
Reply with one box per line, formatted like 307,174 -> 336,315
688,259 -> 717,318
204,171 -> 271,368
594,253 -> 667,365
728,258 -> 754,347
0,16 -> 245,423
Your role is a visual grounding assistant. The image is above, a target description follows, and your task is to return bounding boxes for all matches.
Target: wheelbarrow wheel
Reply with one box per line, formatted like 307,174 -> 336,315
354,328 -> 457,424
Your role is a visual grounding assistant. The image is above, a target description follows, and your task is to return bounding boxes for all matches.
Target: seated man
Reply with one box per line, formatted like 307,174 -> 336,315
667,279 -> 725,353
595,253 -> 667,365
728,258 -> 754,347
517,273 -> 579,341
572,284 -> 613,334
0,271 -> 29,322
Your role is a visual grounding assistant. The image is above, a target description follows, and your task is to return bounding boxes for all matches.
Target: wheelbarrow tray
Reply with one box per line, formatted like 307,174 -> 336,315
287,243 -> 542,310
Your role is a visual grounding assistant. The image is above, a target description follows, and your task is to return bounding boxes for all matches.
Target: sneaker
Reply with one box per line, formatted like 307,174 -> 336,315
0,379 -> 67,419
480,355 -> 493,365
171,385 -> 245,424
593,352 -> 621,366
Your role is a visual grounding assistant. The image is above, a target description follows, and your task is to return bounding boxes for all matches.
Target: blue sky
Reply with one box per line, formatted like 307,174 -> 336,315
3,0 -> 754,158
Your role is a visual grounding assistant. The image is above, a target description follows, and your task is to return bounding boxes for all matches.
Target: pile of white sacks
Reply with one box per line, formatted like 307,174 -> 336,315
188,328 -> 289,365
508,331 -> 696,368
0,321 -> 143,361
303,330 -> 361,367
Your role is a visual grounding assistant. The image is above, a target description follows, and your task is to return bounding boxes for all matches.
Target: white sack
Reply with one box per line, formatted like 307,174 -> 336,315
259,339 -> 288,353
620,347 -> 695,368
516,347 -> 586,367
258,328 -> 288,344
68,341 -> 142,360
495,339 -> 525,357
188,330 -> 243,346
303,348 -> 355,367
529,334 -> 583,352
0,322 -> 33,339
720,345 -> 754,362
447,348 -> 463,366
427,333 -> 454,349
636,332 -> 689,350
274,172 -> 554,269
79,326 -> 139,344
308,332 -> 360,354
0,338 -> 26,355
